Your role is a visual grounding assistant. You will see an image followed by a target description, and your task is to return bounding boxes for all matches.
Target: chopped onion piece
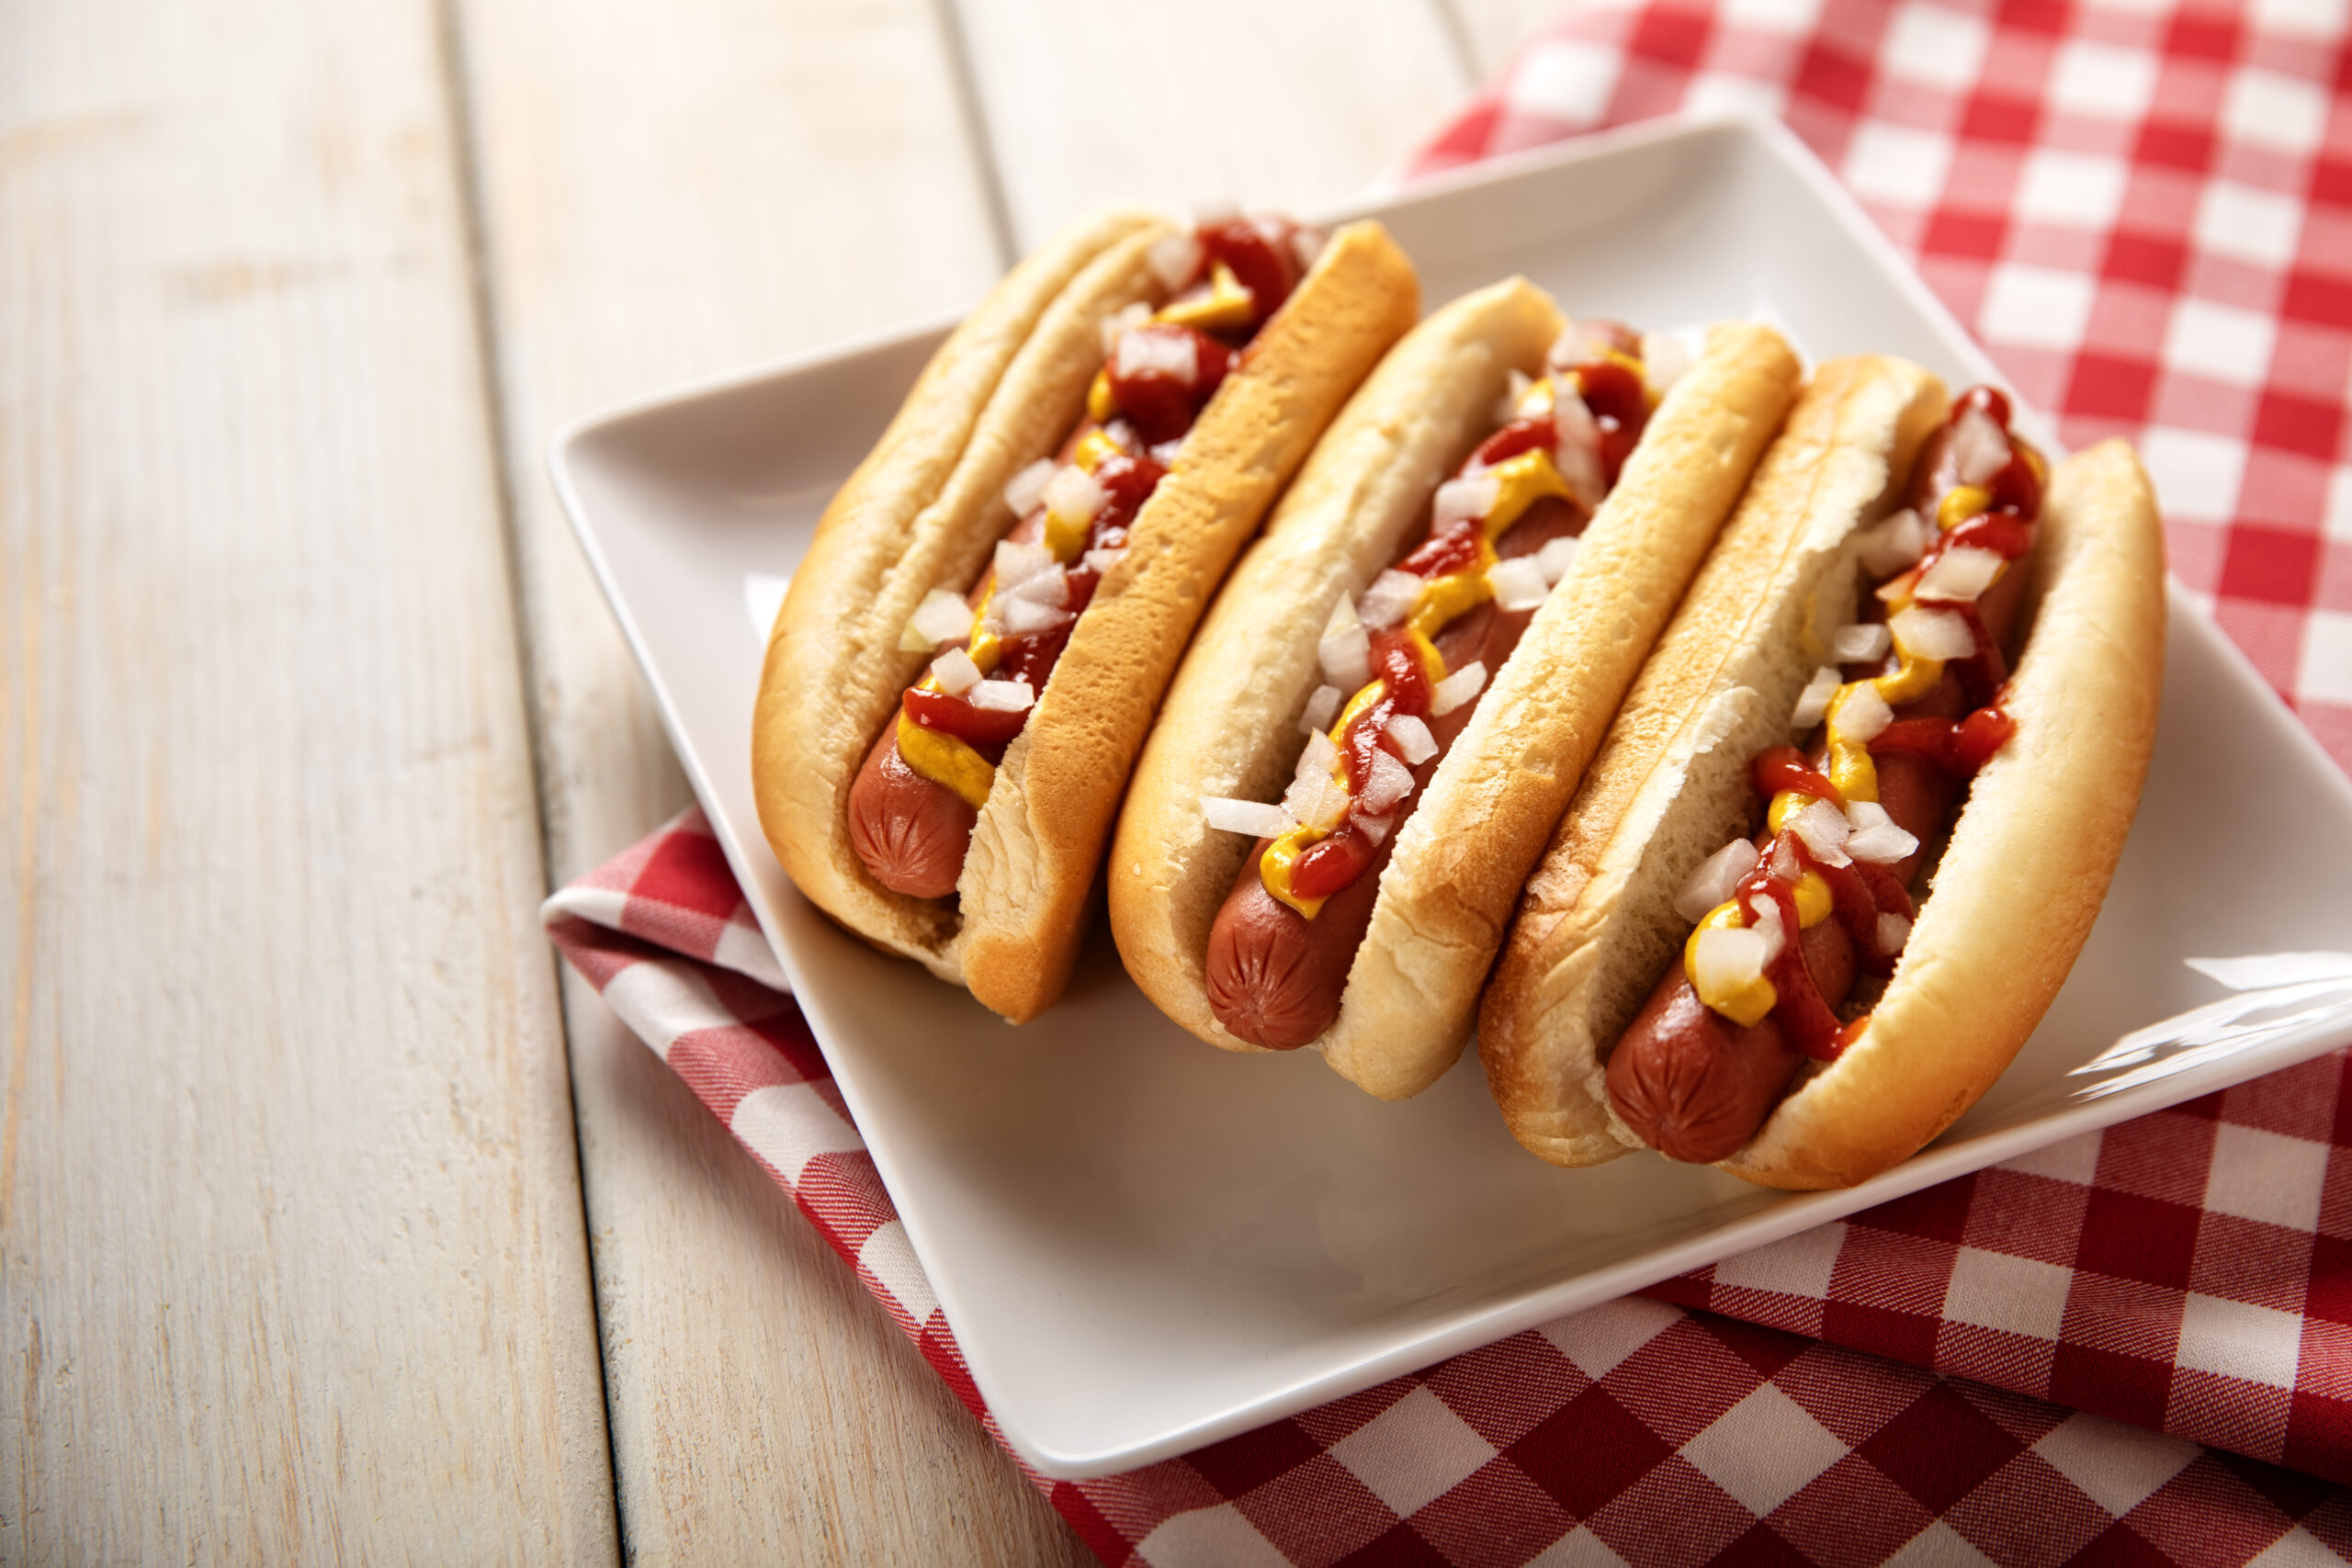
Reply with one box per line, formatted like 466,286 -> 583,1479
1384,713 -> 1437,765
1856,507 -> 1930,578
1362,749 -> 1415,814
1487,554 -> 1549,613
1890,604 -> 1976,662
969,678 -> 1035,713
1098,300 -> 1151,356
1282,770 -> 1350,832
999,597 -> 1071,636
1951,405 -> 2009,487
1300,683 -> 1341,735
1289,227 -> 1325,272
900,587 -> 976,651
1319,595 -> 1371,691
1295,727 -> 1338,781
1081,547 -> 1126,575
1359,812 -> 1393,845
1003,457 -> 1057,518
1042,465 -> 1107,530
1833,681 -> 1894,744
1789,798 -> 1853,867
1832,622 -> 1891,664
1357,569 -> 1423,629
1692,925 -> 1772,997
1535,534 -> 1581,585
1843,800 -> 1919,865
1748,897 -> 1788,964
930,647 -> 982,695
1549,321 -> 1622,367
1791,665 -> 1842,729
1430,660 -> 1486,717
1200,795 -> 1290,839
1432,475 -> 1499,530
1674,840 -> 1759,924
1115,326 -> 1196,383
1147,231 -> 1204,292
1916,546 -> 2005,604
1878,912 -> 1913,954
1769,835 -> 1801,885
1640,329 -> 1695,391
993,539 -> 1055,591
1551,379 -> 1606,508
1003,563 -> 1069,606
1495,368 -> 1534,426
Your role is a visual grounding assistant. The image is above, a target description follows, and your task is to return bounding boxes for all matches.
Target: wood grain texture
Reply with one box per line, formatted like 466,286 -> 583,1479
950,0 -> 1476,247
446,0 -> 1091,1557
0,0 -> 613,1561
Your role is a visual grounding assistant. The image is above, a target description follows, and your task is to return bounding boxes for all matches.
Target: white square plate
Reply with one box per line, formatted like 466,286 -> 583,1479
550,114 -> 2352,1479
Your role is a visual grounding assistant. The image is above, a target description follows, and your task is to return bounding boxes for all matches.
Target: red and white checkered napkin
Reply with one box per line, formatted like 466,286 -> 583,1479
1415,0 -> 2352,777
545,814 -> 2352,1565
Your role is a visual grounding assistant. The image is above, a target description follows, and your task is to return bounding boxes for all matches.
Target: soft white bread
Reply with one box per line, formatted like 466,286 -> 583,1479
1481,358 -> 2165,1187
1723,439 -> 2165,1188
1112,305 -> 1802,1097
1480,357 -> 1949,1163
1110,278 -> 1567,1051
753,209 -> 1419,1021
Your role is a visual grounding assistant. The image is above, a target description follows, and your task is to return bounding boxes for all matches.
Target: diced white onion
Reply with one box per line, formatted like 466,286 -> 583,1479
1487,554 -> 1550,613
900,587 -> 976,651
1535,534 -> 1581,586
930,647 -> 983,695
1951,405 -> 2009,487
1004,563 -> 1069,607
1916,546 -> 2005,604
1832,622 -> 1892,664
969,678 -> 1035,713
1004,457 -> 1057,518
1890,604 -> 1976,662
1115,327 -> 1196,383
1640,329 -> 1696,392
1551,380 -> 1606,508
1295,727 -> 1339,782
1289,227 -> 1325,272
1692,925 -> 1771,997
1496,368 -> 1534,426
1789,798 -> 1853,867
1319,595 -> 1371,692
1300,683 -> 1341,735
994,539 -> 1056,590
1833,681 -> 1894,744
1429,660 -> 1486,717
1099,300 -> 1152,356
1081,547 -> 1126,575
1748,897 -> 1788,964
1361,749 -> 1415,814
1043,464 -> 1108,530
1384,714 -> 1437,766
1359,812 -> 1392,845
1432,475 -> 1499,530
1674,840 -> 1758,924
1791,665 -> 1842,730
1856,507 -> 1930,578
1357,569 -> 1423,630
1549,321 -> 1623,367
1842,800 -> 1920,865
999,596 -> 1072,636
1769,836 -> 1800,885
1148,231 -> 1204,292
1201,795 -> 1291,839
1878,912 -> 1913,953
1282,770 -> 1350,832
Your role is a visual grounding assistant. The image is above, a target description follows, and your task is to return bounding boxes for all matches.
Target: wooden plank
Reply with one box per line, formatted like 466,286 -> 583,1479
1447,0 -> 1564,77
0,0 -> 613,1561
446,0 -> 1093,1557
949,0 -> 1476,247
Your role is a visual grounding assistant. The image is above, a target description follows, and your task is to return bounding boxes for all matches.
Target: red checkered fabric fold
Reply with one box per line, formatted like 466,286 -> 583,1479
548,1 -> 2352,1558
545,810 -> 2352,1565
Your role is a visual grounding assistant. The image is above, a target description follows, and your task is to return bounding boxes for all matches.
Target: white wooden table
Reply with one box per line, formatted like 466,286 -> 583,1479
2,1 -> 1561,1558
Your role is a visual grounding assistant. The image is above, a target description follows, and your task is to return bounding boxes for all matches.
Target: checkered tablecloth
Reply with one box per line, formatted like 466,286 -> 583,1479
548,2 -> 2352,1561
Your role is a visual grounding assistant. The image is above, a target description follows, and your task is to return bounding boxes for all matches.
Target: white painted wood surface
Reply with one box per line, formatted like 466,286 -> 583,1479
0,0 -> 612,1561
4,0 -> 1525,1553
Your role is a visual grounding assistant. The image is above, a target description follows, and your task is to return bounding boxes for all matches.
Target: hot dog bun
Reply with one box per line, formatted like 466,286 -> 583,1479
753,208 -> 1418,1021
1111,288 -> 1800,1097
1479,355 -> 2164,1186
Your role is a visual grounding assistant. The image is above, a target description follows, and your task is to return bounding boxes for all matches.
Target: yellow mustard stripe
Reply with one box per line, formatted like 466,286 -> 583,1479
896,713 -> 994,811
1155,260 -> 1255,333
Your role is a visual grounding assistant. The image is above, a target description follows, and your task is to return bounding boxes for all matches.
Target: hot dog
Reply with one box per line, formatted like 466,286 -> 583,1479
1480,357 -> 2165,1188
754,206 -> 1419,1022
1109,281 -> 1801,1099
